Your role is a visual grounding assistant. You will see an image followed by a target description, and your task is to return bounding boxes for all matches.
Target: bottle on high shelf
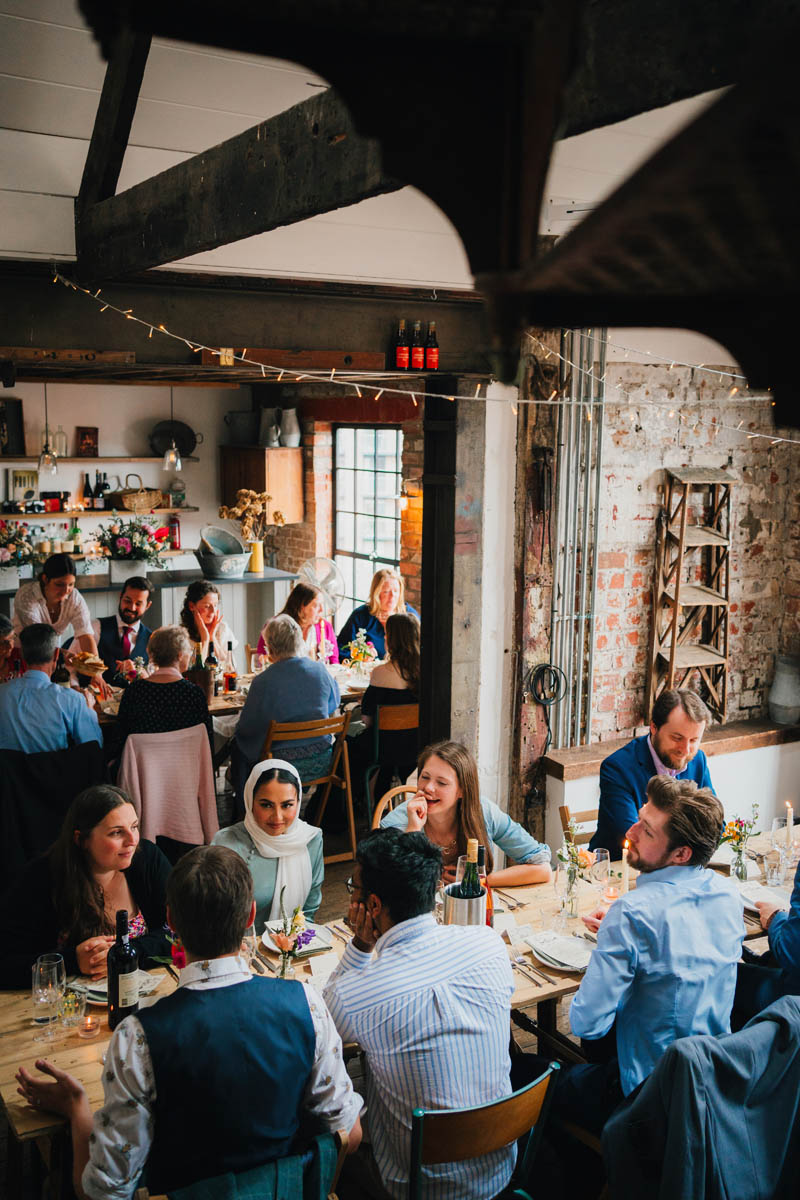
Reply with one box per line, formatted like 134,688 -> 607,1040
71,522 -> 82,553
394,318 -> 410,371
93,471 -> 105,510
223,641 -> 238,693
455,838 -> 483,899
83,473 -> 94,510
425,321 -> 439,371
477,844 -> 493,926
107,909 -> 139,1031
410,320 -> 425,371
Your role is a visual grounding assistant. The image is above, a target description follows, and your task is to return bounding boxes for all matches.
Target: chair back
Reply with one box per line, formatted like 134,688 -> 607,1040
377,702 -> 419,731
409,1065 -> 559,1200
261,711 -> 357,864
118,724 -> 218,845
372,785 -> 419,829
559,803 -> 598,846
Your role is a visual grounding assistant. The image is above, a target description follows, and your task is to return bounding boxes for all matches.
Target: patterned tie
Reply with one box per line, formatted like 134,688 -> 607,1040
121,626 -> 133,657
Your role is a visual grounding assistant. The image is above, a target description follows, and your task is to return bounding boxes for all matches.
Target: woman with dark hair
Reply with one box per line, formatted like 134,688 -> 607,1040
212,758 -> 324,929
180,579 -> 238,670
0,784 -> 171,988
257,582 -> 339,664
381,740 -> 553,888
12,553 -> 104,668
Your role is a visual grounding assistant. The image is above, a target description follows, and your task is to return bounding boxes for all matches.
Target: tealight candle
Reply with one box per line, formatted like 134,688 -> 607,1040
603,884 -> 619,904
621,841 -> 630,894
78,1013 -> 100,1039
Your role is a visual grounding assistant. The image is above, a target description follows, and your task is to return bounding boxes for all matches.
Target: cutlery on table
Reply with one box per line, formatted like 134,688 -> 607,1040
250,956 -> 266,975
573,930 -> 597,944
333,924 -> 353,941
511,960 -> 541,988
493,888 -> 521,910
331,928 -> 350,945
164,963 -> 179,983
517,957 -> 557,985
255,950 -> 278,974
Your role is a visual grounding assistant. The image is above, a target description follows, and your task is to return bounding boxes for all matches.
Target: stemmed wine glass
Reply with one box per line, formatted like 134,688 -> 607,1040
553,862 -> 569,930
591,848 -> 611,896
241,924 -> 258,969
32,953 -> 66,1043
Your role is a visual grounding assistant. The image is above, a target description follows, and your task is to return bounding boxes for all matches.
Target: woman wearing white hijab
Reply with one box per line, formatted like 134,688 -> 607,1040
212,759 -> 323,931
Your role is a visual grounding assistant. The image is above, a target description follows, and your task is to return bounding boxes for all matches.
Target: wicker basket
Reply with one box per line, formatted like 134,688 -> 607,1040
105,473 -> 163,514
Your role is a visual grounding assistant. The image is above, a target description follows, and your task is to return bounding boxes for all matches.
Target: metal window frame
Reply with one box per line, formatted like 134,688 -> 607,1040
333,423 -> 404,608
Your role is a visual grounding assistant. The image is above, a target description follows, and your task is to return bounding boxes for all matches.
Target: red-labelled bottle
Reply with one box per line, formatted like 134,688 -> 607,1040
425,321 -> 439,370
410,320 -> 425,370
477,844 -> 493,927
394,319 -> 410,371
168,515 -> 181,550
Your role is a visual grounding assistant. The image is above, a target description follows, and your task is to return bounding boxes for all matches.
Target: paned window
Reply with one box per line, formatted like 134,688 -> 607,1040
334,426 -> 404,611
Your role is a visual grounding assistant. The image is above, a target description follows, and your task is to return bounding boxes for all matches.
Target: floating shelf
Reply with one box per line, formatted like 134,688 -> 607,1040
0,508 -> 199,522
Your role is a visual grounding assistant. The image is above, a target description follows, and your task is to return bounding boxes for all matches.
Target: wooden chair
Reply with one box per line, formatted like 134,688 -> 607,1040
371,784 -> 418,829
409,1064 -> 559,1200
364,702 -> 419,819
261,711 -> 356,864
559,803 -> 598,846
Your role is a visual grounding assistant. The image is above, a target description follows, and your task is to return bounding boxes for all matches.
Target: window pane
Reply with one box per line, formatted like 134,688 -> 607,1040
355,558 -> 375,604
335,427 -> 354,468
336,469 -> 355,511
356,428 -> 376,466
355,514 -> 375,555
376,495 -> 397,517
376,517 -> 397,560
376,428 -> 398,466
354,471 -> 375,515
375,472 -> 395,498
336,512 -> 355,552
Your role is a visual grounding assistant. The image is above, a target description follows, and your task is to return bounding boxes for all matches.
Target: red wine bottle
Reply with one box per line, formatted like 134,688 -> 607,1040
477,844 -> 494,926
394,318 -> 410,370
108,910 -> 139,1030
425,321 -> 439,370
410,320 -> 425,370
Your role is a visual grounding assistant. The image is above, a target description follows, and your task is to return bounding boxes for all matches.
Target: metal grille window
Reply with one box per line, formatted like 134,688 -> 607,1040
334,426 -> 404,611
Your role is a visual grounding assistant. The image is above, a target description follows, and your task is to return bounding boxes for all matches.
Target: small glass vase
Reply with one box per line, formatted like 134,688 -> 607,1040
565,869 -> 580,919
731,846 -> 748,882
278,954 -> 296,980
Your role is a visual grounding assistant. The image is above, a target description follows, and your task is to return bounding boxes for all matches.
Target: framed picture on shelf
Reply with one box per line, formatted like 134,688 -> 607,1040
76,426 -> 98,457
0,397 -> 25,456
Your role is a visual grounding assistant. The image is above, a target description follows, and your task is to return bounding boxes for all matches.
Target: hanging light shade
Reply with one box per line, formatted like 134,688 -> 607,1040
162,386 -> 182,471
38,383 -> 58,475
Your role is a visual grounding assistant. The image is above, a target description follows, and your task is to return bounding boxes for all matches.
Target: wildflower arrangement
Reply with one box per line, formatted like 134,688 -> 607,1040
152,932 -> 187,971
269,887 -> 316,977
219,490 -> 285,544
556,818 -> 595,917
0,521 -> 34,565
720,803 -> 759,880
121,656 -> 150,683
96,516 -> 170,564
344,627 -> 378,665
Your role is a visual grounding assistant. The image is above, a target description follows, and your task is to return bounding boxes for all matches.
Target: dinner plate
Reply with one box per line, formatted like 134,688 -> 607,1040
525,931 -> 593,973
735,881 -> 792,914
73,970 -> 161,1007
261,922 -> 334,957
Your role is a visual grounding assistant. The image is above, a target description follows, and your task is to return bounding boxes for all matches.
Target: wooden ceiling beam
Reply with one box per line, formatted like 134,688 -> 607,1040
75,89 -> 399,280
77,26 -> 151,211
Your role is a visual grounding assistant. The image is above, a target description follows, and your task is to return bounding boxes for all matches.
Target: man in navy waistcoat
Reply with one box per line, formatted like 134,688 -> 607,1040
92,576 -> 154,686
16,846 -> 362,1199
590,688 -> 714,860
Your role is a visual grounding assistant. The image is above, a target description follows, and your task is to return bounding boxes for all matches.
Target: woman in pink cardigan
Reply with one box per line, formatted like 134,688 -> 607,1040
256,583 -> 339,664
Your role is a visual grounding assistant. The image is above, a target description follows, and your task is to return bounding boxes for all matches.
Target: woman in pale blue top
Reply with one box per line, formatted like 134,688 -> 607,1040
213,759 -> 323,932
381,740 -> 552,887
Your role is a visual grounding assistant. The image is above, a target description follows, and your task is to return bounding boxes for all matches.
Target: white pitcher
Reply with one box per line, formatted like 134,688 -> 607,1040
279,408 -> 301,447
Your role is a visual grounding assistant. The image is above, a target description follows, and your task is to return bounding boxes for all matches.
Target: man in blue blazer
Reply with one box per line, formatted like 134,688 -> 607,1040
590,688 -> 713,859
91,576 -> 153,686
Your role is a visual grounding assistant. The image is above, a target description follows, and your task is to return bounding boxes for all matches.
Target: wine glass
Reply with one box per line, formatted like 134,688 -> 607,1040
591,848 -> 610,895
32,954 -> 66,1043
553,861 -> 568,930
241,924 -> 258,969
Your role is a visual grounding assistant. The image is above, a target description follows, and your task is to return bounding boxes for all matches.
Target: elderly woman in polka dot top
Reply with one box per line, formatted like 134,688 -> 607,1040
109,625 -> 212,762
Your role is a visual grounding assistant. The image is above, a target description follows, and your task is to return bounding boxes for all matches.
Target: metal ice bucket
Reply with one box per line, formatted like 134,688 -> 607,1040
442,883 -> 487,926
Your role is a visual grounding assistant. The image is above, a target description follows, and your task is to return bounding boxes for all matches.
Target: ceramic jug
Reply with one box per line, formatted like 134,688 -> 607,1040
768,654 -> 800,725
279,408 -> 301,447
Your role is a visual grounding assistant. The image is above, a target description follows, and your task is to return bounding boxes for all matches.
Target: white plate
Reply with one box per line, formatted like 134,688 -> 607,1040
76,970 -> 161,1007
261,922 -> 334,957
736,881 -> 792,914
526,931 -> 593,973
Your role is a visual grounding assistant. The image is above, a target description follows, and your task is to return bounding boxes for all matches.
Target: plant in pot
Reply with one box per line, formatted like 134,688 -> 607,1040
218,490 -> 285,572
94,516 -> 171,581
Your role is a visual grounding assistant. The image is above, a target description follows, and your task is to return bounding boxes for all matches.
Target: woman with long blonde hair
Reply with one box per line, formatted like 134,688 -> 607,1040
337,566 -> 419,661
381,740 -> 552,887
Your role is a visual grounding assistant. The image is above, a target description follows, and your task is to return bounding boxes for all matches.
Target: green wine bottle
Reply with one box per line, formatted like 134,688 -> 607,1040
457,838 -> 483,899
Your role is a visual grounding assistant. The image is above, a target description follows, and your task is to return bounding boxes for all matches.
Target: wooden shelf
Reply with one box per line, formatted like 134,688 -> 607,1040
0,508 -> 198,522
668,524 -> 729,547
657,643 -> 728,668
0,456 -> 199,464
665,582 -> 729,607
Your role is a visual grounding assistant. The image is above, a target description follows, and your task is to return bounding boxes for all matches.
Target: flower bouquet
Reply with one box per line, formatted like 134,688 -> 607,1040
556,820 -> 595,919
720,803 -> 759,881
218,489 -> 285,563
268,887 -> 316,978
343,628 -> 377,667
95,517 -> 170,566
0,520 -> 34,566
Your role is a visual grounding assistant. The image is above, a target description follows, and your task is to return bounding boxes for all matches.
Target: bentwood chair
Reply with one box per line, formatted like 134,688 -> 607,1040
363,702 -> 419,819
559,803 -> 598,846
261,711 -> 356,864
409,1064 -> 560,1200
371,784 -> 418,829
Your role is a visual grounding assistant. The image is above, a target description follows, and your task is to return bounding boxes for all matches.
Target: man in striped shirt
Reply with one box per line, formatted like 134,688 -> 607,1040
324,829 -> 515,1200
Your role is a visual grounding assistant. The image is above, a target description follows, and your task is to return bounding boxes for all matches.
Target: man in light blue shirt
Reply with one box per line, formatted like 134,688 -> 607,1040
324,829 -> 515,1200
0,623 -> 102,752
566,775 -> 743,1130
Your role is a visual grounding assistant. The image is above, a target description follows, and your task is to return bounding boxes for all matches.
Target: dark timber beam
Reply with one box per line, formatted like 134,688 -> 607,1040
76,90 -> 399,279
77,26 -> 151,210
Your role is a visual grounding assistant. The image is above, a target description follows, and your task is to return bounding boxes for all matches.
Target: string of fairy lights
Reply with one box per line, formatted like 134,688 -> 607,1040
49,270 -> 799,448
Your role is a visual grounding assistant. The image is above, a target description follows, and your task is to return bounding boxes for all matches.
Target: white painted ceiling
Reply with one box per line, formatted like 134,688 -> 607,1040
0,0 -> 723,301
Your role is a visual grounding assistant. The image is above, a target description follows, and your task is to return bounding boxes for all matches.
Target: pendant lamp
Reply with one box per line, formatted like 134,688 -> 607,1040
38,383 -> 58,475
162,387 -> 182,471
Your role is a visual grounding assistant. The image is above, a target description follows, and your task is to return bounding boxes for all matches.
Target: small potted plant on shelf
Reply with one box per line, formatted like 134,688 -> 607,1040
218,490 -> 285,573
92,516 -> 171,582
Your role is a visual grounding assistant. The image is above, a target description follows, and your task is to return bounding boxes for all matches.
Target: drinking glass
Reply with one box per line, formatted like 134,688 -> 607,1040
552,862 -> 568,929
454,855 -> 468,885
60,988 -> 86,1030
765,849 -> 785,888
241,924 -> 258,968
771,815 -> 797,856
32,954 -> 65,1043
591,848 -> 610,895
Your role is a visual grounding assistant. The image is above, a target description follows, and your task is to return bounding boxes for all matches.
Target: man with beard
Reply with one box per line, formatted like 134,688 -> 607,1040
91,577 -> 153,686
590,688 -> 713,860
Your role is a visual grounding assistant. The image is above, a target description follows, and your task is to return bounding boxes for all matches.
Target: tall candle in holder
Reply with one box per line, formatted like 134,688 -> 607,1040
787,802 -> 795,850
621,841 -> 630,894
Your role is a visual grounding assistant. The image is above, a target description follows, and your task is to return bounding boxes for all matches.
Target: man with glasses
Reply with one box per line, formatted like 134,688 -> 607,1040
325,828 -> 514,1200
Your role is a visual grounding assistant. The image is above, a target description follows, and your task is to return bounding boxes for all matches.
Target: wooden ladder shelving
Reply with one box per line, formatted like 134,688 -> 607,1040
646,467 -> 737,722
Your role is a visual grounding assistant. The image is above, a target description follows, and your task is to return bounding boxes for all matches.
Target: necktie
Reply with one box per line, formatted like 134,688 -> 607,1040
121,626 -> 133,657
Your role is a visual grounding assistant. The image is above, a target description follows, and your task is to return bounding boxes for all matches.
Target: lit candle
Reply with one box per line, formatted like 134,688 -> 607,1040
787,802 -> 795,850
621,841 -> 630,894
603,884 -> 619,904
318,619 -> 325,662
78,1013 -> 100,1039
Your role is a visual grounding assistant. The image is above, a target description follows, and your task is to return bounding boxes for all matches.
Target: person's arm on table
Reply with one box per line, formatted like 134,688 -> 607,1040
484,800 -> 553,886
759,858 -> 800,968
569,903 -> 637,1040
